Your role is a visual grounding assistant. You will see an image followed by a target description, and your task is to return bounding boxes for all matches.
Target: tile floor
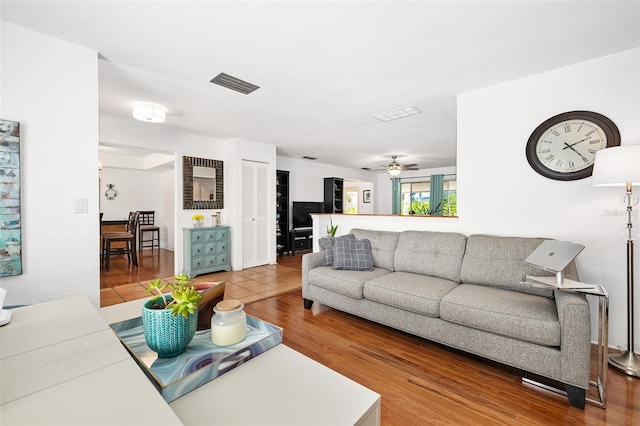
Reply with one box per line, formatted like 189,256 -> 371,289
100,258 -> 303,308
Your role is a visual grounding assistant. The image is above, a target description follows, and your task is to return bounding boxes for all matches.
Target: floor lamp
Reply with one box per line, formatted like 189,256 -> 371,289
592,144 -> 640,377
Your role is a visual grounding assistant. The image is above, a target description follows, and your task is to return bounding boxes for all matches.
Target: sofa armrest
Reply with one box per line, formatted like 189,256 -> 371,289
554,289 -> 591,389
302,252 -> 325,299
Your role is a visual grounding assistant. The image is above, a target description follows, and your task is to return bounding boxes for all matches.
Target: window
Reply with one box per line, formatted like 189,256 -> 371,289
400,179 -> 457,216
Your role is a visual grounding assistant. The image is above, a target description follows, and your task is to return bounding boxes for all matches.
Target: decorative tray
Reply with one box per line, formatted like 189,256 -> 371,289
110,314 -> 283,402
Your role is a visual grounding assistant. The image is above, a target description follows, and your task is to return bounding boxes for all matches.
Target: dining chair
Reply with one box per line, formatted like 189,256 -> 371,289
102,211 -> 140,271
137,210 -> 160,251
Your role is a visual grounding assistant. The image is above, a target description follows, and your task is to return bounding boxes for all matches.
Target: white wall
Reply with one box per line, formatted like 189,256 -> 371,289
344,179 -> 374,214
275,155 -> 374,223
459,48 -> 639,352
99,116 -> 230,272
0,22 -> 100,306
99,167 -> 174,249
322,48 -> 640,351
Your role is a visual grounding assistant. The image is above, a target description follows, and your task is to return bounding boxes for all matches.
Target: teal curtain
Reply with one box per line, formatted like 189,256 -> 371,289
391,177 -> 401,215
429,174 -> 444,215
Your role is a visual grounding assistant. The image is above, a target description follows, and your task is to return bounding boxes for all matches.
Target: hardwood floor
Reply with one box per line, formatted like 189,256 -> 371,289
245,291 -> 640,425
101,250 -> 639,423
100,248 -> 176,289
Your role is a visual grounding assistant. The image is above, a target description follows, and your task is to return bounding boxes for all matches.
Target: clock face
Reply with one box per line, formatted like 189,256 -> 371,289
526,111 -> 621,181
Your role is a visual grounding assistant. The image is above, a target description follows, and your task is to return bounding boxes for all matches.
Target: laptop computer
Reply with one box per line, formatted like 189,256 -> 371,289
525,239 -> 585,273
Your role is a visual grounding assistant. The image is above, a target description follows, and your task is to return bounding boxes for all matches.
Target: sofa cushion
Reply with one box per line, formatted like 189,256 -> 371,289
459,234 -> 579,298
393,231 -> 467,283
440,284 -> 561,347
308,266 -> 392,299
333,237 -> 374,271
318,234 -> 355,266
364,272 -> 458,317
351,229 -> 400,271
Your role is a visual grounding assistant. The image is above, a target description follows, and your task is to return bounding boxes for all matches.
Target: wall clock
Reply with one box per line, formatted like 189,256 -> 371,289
105,183 -> 118,200
525,111 -> 621,181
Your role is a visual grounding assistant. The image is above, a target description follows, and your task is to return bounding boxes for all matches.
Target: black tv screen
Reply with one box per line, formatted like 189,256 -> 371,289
292,202 -> 324,229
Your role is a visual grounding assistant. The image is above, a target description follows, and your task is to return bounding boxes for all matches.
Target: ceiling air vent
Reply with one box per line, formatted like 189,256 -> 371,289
210,72 -> 260,95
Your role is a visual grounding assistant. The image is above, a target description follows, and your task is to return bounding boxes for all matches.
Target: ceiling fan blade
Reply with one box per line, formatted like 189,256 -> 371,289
400,163 -> 418,168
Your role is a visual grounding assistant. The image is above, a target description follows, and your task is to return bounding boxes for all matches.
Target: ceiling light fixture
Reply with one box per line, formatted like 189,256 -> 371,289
386,156 -> 406,176
132,102 -> 167,123
387,165 -> 402,177
374,105 -> 422,122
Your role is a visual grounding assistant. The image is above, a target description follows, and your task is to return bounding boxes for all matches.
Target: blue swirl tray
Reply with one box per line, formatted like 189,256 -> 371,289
110,314 -> 283,402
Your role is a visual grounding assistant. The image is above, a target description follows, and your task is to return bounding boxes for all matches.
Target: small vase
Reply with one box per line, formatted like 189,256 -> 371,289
193,219 -> 204,228
142,297 -> 198,357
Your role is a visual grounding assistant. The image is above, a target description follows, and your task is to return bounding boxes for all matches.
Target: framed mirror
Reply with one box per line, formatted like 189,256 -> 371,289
183,156 -> 223,209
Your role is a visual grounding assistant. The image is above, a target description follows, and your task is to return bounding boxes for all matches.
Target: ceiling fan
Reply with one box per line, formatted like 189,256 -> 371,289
382,155 -> 418,176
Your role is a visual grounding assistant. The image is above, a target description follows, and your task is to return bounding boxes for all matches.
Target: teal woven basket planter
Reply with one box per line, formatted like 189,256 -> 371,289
142,297 -> 198,358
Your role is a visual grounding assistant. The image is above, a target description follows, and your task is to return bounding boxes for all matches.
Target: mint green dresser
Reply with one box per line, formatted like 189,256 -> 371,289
183,226 -> 231,278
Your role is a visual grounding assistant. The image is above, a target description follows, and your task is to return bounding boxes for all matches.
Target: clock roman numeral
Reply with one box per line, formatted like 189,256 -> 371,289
555,159 -> 564,168
564,125 -> 571,132
545,154 -> 555,162
540,149 -> 551,154
551,130 -> 560,137
568,160 -> 576,170
586,130 -> 596,137
589,139 -> 601,144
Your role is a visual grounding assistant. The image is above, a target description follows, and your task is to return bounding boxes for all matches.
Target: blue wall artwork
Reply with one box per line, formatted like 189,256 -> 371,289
0,120 -> 21,277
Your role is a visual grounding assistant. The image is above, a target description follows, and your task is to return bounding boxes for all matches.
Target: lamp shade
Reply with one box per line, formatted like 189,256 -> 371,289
132,102 -> 167,123
592,144 -> 640,187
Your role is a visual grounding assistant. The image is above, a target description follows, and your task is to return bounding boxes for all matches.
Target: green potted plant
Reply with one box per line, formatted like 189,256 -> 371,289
326,218 -> 338,237
142,273 -> 202,357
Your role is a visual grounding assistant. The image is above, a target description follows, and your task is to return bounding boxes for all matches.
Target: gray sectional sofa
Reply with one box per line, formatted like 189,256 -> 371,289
302,228 -> 591,408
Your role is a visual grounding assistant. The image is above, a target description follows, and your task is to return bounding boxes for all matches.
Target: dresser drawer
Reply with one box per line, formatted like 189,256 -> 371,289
184,226 -> 231,278
193,228 -> 228,242
191,254 -> 229,271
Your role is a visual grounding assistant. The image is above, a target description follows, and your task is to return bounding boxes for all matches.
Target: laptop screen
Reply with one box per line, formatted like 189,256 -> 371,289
525,240 -> 585,273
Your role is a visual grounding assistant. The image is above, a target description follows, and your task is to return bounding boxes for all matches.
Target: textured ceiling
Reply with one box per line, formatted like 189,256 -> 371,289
3,1 -> 639,172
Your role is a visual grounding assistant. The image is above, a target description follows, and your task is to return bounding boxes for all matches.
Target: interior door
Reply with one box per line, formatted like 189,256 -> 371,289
242,160 -> 270,268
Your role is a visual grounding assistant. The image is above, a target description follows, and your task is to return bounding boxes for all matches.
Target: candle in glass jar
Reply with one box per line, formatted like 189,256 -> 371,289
211,299 -> 246,346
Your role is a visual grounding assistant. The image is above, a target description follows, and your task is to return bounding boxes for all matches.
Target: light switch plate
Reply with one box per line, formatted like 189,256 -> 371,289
74,198 -> 88,213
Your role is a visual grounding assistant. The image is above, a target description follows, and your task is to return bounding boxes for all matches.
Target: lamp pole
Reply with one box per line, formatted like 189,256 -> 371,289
608,182 -> 640,376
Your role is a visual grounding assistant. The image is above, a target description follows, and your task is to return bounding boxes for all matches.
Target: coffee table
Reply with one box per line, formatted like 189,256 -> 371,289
103,298 -> 381,425
2,296 -> 380,425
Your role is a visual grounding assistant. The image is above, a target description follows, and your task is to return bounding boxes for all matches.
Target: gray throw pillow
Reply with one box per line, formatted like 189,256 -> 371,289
333,238 -> 374,271
319,234 -> 355,266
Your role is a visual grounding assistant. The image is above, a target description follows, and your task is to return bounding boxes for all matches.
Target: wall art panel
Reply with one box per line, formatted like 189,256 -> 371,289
0,120 -> 21,277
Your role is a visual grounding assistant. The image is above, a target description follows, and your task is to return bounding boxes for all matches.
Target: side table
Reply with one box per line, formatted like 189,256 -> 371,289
581,285 -> 609,408
522,282 -> 609,408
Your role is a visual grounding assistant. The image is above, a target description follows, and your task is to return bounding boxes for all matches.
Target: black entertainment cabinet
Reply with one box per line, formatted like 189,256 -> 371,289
290,201 -> 324,255
324,177 -> 344,213
290,228 -> 313,254
276,170 -> 290,255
